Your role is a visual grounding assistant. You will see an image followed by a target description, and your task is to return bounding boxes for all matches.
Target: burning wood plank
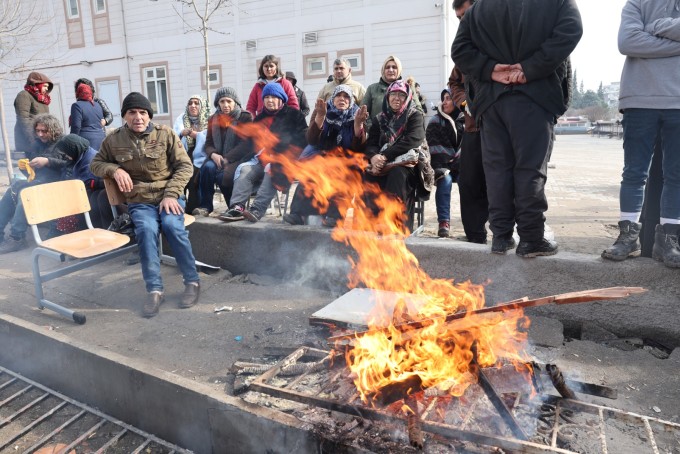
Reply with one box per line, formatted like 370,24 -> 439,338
329,287 -> 646,343
404,395 -> 424,450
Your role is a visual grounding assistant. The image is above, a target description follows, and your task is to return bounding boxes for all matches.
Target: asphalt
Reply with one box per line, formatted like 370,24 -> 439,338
1,134 -> 679,441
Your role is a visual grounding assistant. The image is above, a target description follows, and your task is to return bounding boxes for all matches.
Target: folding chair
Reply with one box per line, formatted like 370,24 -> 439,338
21,180 -> 135,324
103,178 -> 195,266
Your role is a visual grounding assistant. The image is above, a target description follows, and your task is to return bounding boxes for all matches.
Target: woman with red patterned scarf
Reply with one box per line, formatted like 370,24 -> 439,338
13,72 -> 54,154
69,83 -> 106,151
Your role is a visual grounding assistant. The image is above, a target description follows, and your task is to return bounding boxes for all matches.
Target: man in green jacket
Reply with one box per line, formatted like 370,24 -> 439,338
90,92 -> 200,318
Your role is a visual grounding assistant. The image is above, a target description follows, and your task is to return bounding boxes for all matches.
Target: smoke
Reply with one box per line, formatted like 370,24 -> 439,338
289,244 -> 351,296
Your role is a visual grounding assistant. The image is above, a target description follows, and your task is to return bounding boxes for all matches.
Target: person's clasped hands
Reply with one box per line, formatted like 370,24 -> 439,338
491,63 -> 526,85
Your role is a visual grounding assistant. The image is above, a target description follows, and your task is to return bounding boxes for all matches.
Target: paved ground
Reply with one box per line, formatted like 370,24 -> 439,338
2,135 -> 679,438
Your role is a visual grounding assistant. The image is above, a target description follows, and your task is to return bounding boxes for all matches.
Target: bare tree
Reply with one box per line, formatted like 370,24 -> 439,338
172,0 -> 233,104
0,0 -> 56,180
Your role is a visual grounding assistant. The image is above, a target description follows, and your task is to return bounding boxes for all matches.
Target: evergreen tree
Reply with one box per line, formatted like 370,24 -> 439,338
571,69 -> 582,108
597,82 -> 605,101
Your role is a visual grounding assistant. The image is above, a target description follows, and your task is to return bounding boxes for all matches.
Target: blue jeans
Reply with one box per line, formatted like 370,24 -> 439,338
0,183 -> 30,239
435,174 -> 453,222
128,198 -> 199,293
621,108 -> 680,219
198,160 -> 229,212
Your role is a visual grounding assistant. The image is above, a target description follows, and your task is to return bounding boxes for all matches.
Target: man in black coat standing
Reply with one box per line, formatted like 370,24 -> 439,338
451,0 -> 582,257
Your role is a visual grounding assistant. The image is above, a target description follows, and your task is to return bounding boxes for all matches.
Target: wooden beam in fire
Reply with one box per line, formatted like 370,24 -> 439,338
328,287 -> 647,344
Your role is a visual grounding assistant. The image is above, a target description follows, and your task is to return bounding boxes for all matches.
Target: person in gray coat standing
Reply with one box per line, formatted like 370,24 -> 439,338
602,0 -> 680,269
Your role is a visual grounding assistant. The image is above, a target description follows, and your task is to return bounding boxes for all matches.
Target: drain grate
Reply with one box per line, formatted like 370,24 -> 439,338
0,366 -> 192,453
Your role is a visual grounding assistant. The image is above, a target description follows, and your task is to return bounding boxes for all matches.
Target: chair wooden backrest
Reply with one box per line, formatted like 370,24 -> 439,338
104,177 -> 126,207
21,180 -> 91,225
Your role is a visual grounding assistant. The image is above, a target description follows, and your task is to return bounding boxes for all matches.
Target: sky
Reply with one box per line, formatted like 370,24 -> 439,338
570,0 -> 628,90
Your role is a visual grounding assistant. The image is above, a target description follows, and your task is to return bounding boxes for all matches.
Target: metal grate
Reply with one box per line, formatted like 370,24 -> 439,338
0,366 -> 192,453
246,347 -> 680,453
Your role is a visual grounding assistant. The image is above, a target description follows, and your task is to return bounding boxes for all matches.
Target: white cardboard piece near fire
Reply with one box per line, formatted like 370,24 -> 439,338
309,288 -> 430,329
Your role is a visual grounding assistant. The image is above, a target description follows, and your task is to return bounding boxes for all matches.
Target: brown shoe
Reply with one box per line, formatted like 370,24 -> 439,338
179,282 -> 200,308
143,291 -> 164,318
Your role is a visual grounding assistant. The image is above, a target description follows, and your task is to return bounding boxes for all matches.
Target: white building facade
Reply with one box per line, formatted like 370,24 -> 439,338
1,0 -> 457,148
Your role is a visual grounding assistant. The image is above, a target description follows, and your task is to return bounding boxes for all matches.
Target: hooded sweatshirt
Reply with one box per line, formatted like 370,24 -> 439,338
618,0 -> 680,110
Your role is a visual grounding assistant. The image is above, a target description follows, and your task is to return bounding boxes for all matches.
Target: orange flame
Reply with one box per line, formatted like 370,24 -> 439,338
229,119 -> 530,401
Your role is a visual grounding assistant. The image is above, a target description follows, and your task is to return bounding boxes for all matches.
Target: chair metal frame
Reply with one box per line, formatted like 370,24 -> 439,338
21,180 -> 136,324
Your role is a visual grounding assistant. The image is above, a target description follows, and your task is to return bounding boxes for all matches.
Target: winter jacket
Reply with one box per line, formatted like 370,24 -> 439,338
365,110 -> 425,162
448,66 -> 478,133
618,0 -> 680,110
306,113 -> 365,152
426,107 -> 462,176
245,78 -> 299,117
63,146 -> 102,190
294,86 -> 311,116
70,100 -> 106,151
254,106 -> 308,189
317,74 -> 367,104
25,139 -> 69,184
204,111 -> 254,187
90,123 -> 193,205
14,91 -> 49,153
96,98 -> 114,126
451,0 -> 582,122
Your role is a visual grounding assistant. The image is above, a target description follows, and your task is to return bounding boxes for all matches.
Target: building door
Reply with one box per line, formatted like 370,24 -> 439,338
97,80 -> 122,128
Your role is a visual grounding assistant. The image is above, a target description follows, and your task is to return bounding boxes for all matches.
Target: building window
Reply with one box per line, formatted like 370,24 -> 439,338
94,0 -> 106,14
200,65 -> 222,89
338,49 -> 365,76
303,54 -> 327,79
143,65 -> 169,116
67,0 -> 79,18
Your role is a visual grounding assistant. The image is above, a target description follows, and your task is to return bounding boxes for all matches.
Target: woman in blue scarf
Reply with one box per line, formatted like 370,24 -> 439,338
283,85 -> 368,227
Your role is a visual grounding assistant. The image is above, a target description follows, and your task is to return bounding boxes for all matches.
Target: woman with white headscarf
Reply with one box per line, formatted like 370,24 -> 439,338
173,94 -> 209,214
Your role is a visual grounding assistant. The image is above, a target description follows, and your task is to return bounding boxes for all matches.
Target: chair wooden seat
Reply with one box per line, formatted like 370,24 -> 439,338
40,228 -> 131,259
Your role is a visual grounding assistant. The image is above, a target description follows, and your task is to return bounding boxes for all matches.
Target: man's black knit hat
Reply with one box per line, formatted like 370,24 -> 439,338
121,92 -> 154,119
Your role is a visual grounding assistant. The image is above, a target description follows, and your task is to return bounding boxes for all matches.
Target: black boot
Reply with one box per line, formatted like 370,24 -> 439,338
601,221 -> 641,261
652,224 -> 680,268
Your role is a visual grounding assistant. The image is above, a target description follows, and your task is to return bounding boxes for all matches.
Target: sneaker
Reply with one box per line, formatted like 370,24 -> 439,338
438,221 -> 450,238
243,208 -> 263,223
179,282 -> 200,308
467,236 -> 488,244
283,213 -> 304,225
192,207 -> 210,217
516,238 -> 559,258
218,205 -> 245,222
143,291 -> 164,318
491,234 -> 516,254
0,236 -> 28,254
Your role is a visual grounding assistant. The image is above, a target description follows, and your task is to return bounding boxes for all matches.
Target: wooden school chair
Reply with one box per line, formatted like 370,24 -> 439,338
20,180 -> 134,324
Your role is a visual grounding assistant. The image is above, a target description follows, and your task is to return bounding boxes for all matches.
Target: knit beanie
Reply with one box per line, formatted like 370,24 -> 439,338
262,82 -> 288,103
213,87 -> 241,108
56,134 -> 90,161
121,92 -> 153,119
